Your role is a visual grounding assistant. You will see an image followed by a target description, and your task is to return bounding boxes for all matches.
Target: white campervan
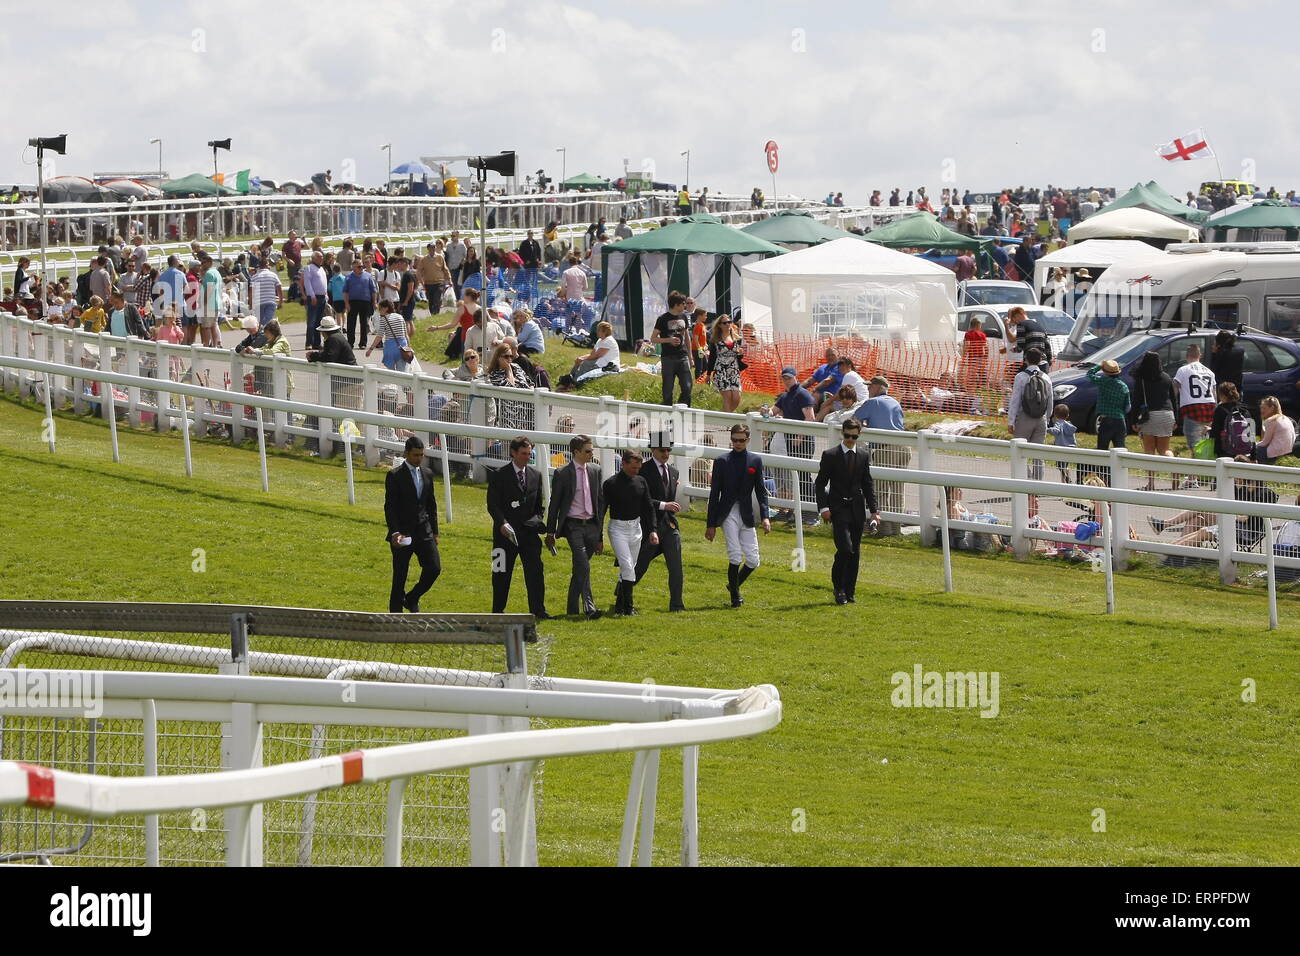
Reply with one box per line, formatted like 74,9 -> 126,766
1062,242 -> 1300,358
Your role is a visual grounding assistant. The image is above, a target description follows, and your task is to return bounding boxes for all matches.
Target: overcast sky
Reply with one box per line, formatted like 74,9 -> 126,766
4,0 -> 1297,201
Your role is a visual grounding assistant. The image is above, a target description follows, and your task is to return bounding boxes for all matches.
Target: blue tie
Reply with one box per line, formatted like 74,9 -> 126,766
410,464 -> 421,498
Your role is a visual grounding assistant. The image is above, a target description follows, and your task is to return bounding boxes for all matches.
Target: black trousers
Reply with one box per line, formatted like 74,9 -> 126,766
1091,416 -> 1128,484
346,300 -> 374,347
563,521 -> 601,614
492,529 -> 547,615
831,516 -> 865,599
635,520 -> 684,607
390,537 -> 441,612
660,356 -> 693,406
424,282 -> 446,314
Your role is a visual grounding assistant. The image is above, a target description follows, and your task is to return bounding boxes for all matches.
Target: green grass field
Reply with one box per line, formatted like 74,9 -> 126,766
1,393 -> 1298,866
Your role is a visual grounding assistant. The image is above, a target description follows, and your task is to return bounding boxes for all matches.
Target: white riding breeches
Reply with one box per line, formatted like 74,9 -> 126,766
608,518 -> 642,582
723,504 -> 760,568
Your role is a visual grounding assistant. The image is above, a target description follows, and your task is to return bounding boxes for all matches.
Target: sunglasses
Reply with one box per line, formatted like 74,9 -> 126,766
730,437 -> 748,443
842,433 -> 860,440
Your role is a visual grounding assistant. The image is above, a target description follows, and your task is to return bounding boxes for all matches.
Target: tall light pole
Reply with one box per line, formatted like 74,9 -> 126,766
380,143 -> 392,194
681,149 -> 690,192
555,146 -> 566,191
149,137 -> 163,182
208,138 -> 231,261
28,134 -> 67,320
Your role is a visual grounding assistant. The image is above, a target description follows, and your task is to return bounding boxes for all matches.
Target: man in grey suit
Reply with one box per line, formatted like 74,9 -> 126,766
546,434 -> 605,618
384,436 -> 441,613
634,432 -> 686,611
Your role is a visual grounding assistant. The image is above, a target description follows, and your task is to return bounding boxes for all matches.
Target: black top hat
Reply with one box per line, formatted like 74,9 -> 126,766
648,431 -> 673,451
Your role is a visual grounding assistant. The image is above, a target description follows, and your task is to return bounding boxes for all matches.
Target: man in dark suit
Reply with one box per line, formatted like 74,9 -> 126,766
635,432 -> 686,611
814,418 -> 880,605
487,435 -> 550,618
546,434 -> 604,618
384,436 -> 441,612
705,423 -> 771,607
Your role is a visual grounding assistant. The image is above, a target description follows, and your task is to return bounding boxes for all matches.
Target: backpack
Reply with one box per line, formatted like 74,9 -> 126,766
75,270 -> 92,307
1019,369 -> 1051,420
1224,407 -> 1256,457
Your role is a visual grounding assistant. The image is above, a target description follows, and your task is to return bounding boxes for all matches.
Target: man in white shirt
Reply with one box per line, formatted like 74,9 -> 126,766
444,231 -> 467,299
837,357 -> 867,403
1172,343 -> 1217,453
561,254 -> 587,300
378,258 -> 402,306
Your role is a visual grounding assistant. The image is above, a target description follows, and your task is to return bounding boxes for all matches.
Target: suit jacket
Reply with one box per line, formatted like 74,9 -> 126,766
706,450 -> 770,528
546,461 -> 604,538
814,445 -> 878,524
385,462 -> 439,541
518,239 -> 542,268
641,458 -> 680,531
487,462 -> 545,535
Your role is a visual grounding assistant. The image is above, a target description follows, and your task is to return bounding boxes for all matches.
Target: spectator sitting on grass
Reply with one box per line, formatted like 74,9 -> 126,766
572,321 -> 621,377
1152,457 -> 1278,553
819,384 -> 862,424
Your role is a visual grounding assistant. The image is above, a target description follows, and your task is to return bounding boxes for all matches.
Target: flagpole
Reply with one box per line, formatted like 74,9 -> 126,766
1206,128 -> 1225,182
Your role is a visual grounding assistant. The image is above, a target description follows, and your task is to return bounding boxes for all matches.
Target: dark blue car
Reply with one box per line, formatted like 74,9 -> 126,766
1050,329 -> 1300,432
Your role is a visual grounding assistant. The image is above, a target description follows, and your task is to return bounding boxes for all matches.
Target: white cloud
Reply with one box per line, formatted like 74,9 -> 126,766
4,0 -> 1300,201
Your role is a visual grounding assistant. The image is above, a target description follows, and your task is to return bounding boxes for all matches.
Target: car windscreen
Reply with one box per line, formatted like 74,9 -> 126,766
1076,334 -> 1165,369
1029,309 -> 1074,334
966,286 -> 1035,306
1076,294 -> 1169,341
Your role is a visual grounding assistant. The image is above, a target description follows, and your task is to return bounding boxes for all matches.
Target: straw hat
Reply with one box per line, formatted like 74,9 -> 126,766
1100,359 -> 1121,376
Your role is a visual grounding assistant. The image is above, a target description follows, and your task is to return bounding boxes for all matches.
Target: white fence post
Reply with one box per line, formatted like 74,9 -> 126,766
917,429 -> 936,546
1216,457 -> 1236,584
1265,520 -> 1278,630
1010,438 -> 1028,558
1108,449 -> 1128,567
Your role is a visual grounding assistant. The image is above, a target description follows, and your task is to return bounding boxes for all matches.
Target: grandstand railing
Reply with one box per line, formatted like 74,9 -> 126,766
2,340 -> 1298,626
0,195 -> 892,284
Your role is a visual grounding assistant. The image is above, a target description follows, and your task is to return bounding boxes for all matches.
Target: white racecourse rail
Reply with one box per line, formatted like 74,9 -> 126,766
0,189 -> 895,283
1,317 -> 1298,624
0,669 -> 782,867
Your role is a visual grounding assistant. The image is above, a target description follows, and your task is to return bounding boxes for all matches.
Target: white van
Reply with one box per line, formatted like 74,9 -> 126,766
1062,242 -> 1300,358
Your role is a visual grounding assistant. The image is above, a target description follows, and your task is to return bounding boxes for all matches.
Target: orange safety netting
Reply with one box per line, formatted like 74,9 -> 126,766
731,333 -> 1071,419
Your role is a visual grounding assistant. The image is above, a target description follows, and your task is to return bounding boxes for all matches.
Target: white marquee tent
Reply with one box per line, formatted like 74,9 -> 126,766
739,237 -> 958,341
1066,207 -> 1200,245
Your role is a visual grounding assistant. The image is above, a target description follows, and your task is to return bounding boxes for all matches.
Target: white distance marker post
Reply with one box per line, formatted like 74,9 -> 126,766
1102,502 -> 1115,614
255,407 -> 269,493
180,405 -> 193,478
940,490 -> 953,593
106,384 -> 120,463
42,373 -> 55,453
439,435 -> 453,524
1265,520 -> 1278,631
341,419 -> 358,507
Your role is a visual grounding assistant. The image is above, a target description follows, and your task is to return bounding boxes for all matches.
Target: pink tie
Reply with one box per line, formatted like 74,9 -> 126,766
578,465 -> 590,516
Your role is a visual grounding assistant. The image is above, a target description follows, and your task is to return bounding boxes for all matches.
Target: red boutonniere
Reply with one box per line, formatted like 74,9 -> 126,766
747,467 -> 756,475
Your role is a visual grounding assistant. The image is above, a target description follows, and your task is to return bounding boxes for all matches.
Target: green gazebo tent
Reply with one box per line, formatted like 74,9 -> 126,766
740,209 -> 864,247
862,212 -> 982,250
160,173 -> 238,197
561,172 -> 612,191
1104,181 -> 1208,224
1206,199 -> 1300,240
600,214 -> 785,344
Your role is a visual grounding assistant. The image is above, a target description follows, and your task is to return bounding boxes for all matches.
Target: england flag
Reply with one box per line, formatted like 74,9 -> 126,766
1156,130 -> 1215,162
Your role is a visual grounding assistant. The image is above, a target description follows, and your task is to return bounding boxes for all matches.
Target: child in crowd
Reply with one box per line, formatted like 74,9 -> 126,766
1047,403 -> 1078,482
81,295 -> 107,333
